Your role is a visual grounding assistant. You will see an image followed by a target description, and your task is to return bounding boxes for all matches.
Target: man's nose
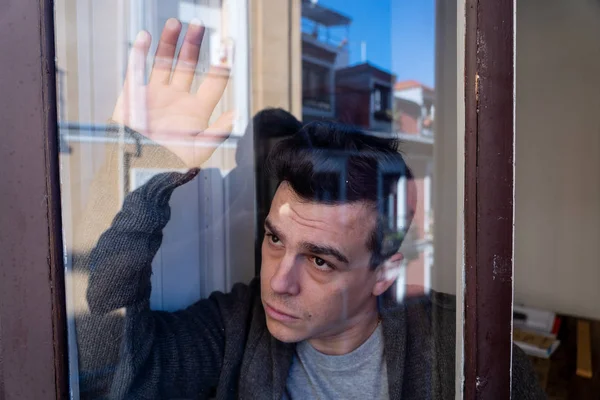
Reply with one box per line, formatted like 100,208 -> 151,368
270,253 -> 300,296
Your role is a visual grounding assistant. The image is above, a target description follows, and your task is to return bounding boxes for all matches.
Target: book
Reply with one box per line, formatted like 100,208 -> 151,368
514,327 -> 561,359
513,304 -> 562,338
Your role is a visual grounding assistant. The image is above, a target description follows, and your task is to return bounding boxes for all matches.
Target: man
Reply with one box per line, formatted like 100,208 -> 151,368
84,19 -> 544,399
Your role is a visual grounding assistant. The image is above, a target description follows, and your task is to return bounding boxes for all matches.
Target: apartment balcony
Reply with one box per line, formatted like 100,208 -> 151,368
301,0 -> 350,66
301,19 -> 349,54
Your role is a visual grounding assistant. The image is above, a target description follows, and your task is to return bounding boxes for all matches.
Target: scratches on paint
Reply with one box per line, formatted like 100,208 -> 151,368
476,375 -> 488,391
492,254 -> 511,283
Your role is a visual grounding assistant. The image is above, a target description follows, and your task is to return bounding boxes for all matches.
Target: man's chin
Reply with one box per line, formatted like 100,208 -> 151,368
265,318 -> 306,343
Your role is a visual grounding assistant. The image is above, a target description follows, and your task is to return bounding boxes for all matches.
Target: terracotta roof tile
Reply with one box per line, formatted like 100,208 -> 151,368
394,80 -> 434,93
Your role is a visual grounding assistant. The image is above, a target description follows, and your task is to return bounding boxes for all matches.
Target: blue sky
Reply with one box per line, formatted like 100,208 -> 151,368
314,0 -> 436,87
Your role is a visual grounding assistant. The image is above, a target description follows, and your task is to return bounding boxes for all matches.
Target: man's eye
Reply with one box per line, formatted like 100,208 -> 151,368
266,233 -> 281,245
310,256 -> 333,271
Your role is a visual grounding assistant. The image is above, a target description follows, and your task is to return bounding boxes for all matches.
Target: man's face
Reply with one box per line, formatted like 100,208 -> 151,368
260,182 -> 388,344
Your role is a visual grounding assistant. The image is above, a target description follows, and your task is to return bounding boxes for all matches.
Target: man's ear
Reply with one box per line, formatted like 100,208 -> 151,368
372,252 -> 404,297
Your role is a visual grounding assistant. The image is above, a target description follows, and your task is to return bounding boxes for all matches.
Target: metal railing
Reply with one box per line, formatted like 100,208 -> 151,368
301,18 -> 349,49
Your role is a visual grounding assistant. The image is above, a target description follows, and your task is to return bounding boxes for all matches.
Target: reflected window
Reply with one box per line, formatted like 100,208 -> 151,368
373,84 -> 391,121
302,60 -> 332,110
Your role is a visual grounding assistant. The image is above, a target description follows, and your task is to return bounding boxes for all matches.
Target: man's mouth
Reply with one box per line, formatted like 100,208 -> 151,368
264,302 -> 299,322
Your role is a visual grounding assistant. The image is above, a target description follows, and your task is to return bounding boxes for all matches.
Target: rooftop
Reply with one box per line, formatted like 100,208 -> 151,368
336,62 -> 396,80
301,0 -> 352,27
394,80 -> 435,93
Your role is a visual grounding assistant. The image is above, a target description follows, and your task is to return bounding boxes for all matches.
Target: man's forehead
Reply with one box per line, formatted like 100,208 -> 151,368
270,182 -> 376,233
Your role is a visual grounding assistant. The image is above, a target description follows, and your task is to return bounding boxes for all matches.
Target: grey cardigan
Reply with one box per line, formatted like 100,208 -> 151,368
83,169 -> 545,399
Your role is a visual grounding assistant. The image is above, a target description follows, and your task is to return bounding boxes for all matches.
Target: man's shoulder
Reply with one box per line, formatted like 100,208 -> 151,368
381,286 -> 457,320
207,277 -> 262,314
382,287 -> 545,398
404,287 -> 457,341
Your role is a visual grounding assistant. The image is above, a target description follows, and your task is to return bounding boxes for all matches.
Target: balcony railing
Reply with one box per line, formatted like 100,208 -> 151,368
301,18 -> 349,49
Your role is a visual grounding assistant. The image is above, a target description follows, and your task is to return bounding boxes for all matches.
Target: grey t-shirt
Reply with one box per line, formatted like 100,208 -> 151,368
283,323 -> 389,400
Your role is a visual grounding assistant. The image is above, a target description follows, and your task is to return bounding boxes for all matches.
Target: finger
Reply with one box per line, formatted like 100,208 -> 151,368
149,18 -> 182,85
122,31 -> 150,127
195,39 -> 233,112
171,19 -> 206,92
124,31 -> 151,90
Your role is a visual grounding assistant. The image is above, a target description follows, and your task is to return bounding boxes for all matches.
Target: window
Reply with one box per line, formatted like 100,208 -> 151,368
373,84 -> 391,121
4,0 -> 567,398
302,60 -> 331,110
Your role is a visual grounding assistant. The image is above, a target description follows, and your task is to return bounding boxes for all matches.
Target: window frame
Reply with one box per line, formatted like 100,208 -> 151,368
0,0 -> 69,398
0,0 -> 516,398
463,0 -> 516,397
372,84 -> 392,121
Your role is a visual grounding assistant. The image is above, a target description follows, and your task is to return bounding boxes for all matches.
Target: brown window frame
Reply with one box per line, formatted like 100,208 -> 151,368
0,0 -> 515,398
0,0 -> 68,398
463,0 -> 516,398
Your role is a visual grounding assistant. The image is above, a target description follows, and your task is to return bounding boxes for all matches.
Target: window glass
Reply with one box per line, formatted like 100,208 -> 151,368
53,0 -> 468,398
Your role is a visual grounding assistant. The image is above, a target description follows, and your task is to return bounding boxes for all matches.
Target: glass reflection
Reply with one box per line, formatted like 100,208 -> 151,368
53,0 -> 544,398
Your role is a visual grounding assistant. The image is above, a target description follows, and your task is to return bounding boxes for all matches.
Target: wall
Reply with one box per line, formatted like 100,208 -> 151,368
514,0 -> 600,319
251,0 -> 302,118
394,87 -> 423,105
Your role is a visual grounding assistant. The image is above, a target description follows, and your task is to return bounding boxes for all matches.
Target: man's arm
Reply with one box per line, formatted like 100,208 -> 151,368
74,19 -> 241,398
84,169 -> 253,399
87,170 -> 198,313
511,345 -> 548,399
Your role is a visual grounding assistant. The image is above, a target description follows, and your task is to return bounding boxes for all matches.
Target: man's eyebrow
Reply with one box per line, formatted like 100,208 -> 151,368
264,218 -> 285,240
300,242 -> 350,265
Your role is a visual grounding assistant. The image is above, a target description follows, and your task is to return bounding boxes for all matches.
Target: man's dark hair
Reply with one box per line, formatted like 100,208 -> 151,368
237,108 -> 302,166
266,121 -> 414,269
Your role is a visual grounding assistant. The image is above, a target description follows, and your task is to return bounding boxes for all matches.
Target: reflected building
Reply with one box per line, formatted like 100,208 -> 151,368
300,0 -> 350,122
336,62 -> 395,133
395,80 -> 435,137
54,0 -> 436,314
298,0 -> 435,297
394,80 -> 435,297
53,2 -> 439,396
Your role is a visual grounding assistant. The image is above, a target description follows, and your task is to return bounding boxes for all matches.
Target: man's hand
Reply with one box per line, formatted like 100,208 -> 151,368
111,18 -> 233,168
